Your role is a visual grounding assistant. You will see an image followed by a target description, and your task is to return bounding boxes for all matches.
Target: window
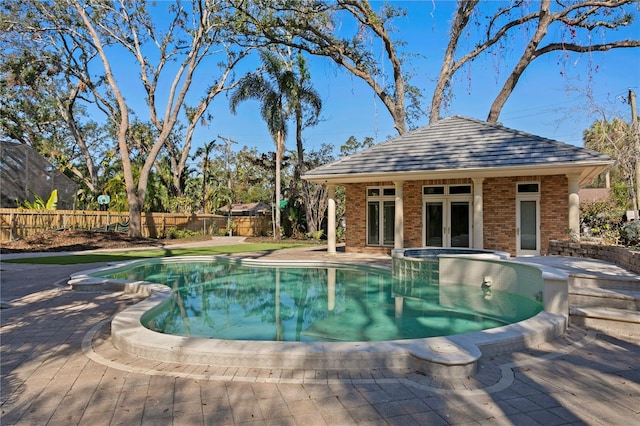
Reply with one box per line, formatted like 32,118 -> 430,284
367,186 -> 395,246
423,186 -> 445,195
423,185 -> 472,196
449,185 -> 472,195
517,183 -> 539,193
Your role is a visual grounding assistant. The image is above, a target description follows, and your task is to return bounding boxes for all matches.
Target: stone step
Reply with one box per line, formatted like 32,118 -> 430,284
569,286 -> 640,310
569,306 -> 640,338
570,274 -> 640,291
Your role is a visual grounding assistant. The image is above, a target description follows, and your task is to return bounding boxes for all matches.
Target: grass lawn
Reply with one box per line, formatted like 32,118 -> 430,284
2,243 -> 308,265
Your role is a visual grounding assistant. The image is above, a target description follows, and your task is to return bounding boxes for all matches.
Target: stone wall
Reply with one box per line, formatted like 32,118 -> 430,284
548,240 -> 640,274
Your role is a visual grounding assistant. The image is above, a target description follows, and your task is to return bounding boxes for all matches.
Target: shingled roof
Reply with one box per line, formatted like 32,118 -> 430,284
303,116 -> 612,185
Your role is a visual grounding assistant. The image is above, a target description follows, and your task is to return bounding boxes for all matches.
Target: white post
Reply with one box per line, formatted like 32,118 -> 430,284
567,175 -> 580,241
394,181 -> 404,249
327,183 -> 336,254
472,178 -> 484,249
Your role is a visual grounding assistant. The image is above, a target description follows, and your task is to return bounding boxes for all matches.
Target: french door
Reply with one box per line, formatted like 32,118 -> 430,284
424,199 -> 471,248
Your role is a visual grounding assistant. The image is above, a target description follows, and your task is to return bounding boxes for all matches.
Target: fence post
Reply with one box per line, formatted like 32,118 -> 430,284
9,212 -> 14,241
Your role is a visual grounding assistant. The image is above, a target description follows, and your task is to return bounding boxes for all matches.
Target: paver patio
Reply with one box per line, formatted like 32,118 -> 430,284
1,242 -> 639,425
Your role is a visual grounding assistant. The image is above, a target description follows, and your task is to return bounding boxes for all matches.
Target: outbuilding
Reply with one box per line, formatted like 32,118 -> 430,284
303,116 -> 612,256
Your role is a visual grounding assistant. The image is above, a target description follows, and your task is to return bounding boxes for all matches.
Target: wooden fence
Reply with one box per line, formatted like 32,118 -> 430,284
0,208 -> 272,242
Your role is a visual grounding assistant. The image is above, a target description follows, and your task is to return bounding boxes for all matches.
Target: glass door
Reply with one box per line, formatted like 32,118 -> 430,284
423,185 -> 473,248
450,201 -> 471,248
367,202 -> 380,245
424,200 -> 471,248
516,198 -> 540,256
424,201 -> 444,247
382,201 -> 395,246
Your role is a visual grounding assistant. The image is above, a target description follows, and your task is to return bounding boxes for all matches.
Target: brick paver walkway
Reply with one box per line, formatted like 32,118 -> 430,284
1,245 -> 639,425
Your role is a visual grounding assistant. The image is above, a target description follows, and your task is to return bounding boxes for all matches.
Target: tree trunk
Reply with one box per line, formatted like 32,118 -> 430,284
430,0 -> 479,124
630,89 -> 640,220
274,132 -> 283,239
303,180 -> 328,235
487,0 -> 551,123
128,195 -> 143,237
57,84 -> 99,192
294,96 -> 315,233
274,158 -> 282,239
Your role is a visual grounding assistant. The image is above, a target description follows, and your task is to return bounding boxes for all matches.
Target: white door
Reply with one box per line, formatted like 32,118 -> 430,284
516,197 -> 540,256
424,200 -> 471,248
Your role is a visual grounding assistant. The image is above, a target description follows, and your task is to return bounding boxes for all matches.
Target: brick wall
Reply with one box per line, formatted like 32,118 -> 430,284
540,175 -> 570,253
483,177 -> 516,253
484,175 -> 568,255
548,240 -> 640,274
403,181 -> 422,247
344,183 -> 366,251
343,175 -> 570,256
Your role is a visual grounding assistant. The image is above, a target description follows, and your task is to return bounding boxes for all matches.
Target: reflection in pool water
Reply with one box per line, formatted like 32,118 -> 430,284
95,259 -> 543,342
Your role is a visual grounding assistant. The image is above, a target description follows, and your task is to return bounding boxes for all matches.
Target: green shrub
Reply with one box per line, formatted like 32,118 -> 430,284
580,199 -> 624,244
165,228 -> 200,239
621,220 -> 640,247
305,230 -> 324,240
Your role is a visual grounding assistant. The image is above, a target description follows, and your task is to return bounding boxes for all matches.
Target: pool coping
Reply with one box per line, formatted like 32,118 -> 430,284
68,256 -> 568,379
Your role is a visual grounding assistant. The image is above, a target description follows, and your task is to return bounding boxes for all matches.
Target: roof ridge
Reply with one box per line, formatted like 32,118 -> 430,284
438,115 -> 591,151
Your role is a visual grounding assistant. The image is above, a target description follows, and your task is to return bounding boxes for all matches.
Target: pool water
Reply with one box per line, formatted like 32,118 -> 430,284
96,259 -> 543,342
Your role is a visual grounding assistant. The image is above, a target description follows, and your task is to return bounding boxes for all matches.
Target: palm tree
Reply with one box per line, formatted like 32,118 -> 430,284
230,50 -> 296,239
193,139 -> 217,213
290,53 -> 322,235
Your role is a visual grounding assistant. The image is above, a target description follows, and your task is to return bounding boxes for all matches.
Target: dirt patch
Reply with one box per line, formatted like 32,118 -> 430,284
0,230 -> 210,254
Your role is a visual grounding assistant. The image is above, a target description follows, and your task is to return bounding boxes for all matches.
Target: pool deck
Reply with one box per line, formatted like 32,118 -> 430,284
1,238 -> 639,425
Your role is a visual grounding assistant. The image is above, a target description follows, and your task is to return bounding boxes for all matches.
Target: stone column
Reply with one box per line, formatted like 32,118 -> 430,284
567,175 -> 580,241
394,181 -> 404,249
327,183 -> 337,254
472,178 -> 484,249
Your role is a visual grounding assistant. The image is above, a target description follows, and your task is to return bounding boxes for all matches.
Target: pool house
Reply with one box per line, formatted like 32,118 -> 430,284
303,116 -> 612,257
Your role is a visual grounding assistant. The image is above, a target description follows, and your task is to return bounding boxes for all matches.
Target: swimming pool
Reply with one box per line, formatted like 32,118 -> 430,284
71,253 -> 568,378
92,259 -> 543,342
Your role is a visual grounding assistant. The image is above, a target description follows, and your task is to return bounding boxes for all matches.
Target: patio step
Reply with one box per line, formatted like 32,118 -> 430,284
569,306 -> 640,338
569,274 -> 640,291
568,273 -> 640,338
569,287 -> 640,310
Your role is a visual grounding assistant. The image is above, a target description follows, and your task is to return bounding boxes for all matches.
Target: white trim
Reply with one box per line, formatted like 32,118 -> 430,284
306,161 -> 612,186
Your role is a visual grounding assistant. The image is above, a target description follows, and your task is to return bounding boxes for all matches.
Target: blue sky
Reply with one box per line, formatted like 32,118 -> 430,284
122,1 -> 640,159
